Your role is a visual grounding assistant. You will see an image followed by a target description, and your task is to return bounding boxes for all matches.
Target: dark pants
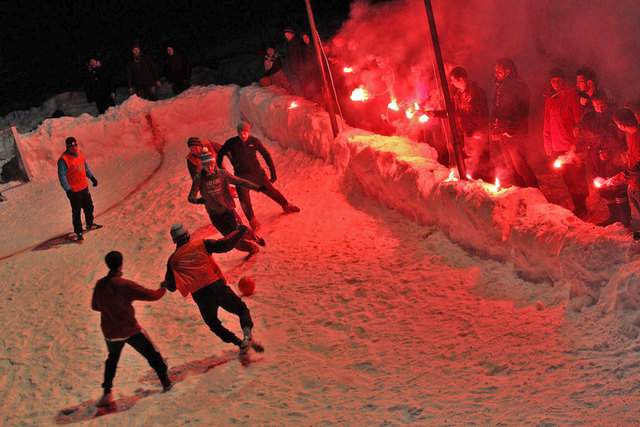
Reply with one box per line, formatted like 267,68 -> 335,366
67,187 -> 94,234
236,181 -> 289,223
192,279 -> 254,346
102,330 -> 168,393
491,135 -> 539,188
170,81 -> 189,95
95,96 -> 115,115
207,209 -> 257,253
554,151 -> 588,212
136,86 -> 157,101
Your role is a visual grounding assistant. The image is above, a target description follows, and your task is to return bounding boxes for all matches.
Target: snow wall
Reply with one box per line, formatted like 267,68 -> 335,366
18,83 -> 640,336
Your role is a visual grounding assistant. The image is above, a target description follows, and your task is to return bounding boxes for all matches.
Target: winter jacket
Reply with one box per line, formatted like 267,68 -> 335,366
186,140 -> 222,178
217,135 -> 276,184
188,166 -> 260,215
264,52 -> 284,77
452,82 -> 489,137
126,54 -> 159,90
91,271 -> 166,340
543,87 -> 582,154
164,51 -> 191,86
57,150 -> 94,192
82,62 -> 115,104
625,130 -> 640,191
490,75 -> 530,136
285,37 -> 304,77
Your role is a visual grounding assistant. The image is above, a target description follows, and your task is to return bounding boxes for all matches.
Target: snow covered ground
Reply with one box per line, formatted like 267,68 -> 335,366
1,83 -> 640,425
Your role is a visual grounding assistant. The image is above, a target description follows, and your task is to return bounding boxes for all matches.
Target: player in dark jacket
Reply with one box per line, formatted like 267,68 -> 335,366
91,251 -> 171,407
217,122 -> 299,230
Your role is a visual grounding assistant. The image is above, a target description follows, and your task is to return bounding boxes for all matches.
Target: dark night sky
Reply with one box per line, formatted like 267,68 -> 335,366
0,0 -> 356,115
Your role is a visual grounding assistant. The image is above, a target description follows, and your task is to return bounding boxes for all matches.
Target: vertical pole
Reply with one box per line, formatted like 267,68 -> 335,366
423,0 -> 466,178
304,0 -> 340,137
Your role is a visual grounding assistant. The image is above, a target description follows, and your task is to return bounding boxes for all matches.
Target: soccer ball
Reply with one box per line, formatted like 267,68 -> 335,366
238,276 -> 256,296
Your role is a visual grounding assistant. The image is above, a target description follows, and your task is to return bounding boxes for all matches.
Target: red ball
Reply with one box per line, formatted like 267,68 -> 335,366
237,276 -> 256,296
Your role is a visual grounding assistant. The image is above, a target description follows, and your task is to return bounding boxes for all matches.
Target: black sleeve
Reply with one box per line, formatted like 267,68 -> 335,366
204,227 -> 247,254
216,141 -> 230,168
163,258 -> 177,292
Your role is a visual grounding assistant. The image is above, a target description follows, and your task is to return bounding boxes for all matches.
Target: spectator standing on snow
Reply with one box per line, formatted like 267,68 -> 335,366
126,42 -> 161,101
543,67 -> 588,218
164,43 -> 191,95
613,108 -> 640,233
262,47 -> 293,93
188,147 -> 264,257
161,223 -> 265,355
57,137 -> 101,241
578,91 -> 628,226
91,251 -> 171,407
81,53 -> 115,115
449,66 -> 490,182
217,121 -> 299,231
283,26 -> 304,95
489,57 -> 539,189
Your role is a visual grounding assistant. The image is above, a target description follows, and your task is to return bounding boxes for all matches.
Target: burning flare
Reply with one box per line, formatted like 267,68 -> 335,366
418,114 -> 429,123
350,86 -> 370,102
343,67 -> 354,73
287,101 -> 298,110
388,98 -> 399,111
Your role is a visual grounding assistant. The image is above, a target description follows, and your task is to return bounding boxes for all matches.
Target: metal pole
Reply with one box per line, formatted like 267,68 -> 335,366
423,0 -> 466,178
304,0 -> 340,137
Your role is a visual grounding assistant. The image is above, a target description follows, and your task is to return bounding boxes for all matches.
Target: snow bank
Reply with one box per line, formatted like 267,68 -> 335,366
18,85 -> 240,181
16,82 -> 637,320
237,85 -> 635,309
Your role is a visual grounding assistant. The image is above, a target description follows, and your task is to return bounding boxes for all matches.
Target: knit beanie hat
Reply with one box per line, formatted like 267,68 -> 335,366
170,223 -> 189,243
284,27 -> 295,35
613,108 -> 638,127
65,136 -> 77,146
187,136 -> 202,147
200,148 -> 214,165
237,121 -> 251,133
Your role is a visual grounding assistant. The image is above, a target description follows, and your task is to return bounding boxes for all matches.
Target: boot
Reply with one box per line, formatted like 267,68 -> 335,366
617,199 -> 632,229
597,203 -> 619,227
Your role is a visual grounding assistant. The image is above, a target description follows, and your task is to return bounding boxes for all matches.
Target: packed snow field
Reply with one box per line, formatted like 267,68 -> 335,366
1,84 -> 640,425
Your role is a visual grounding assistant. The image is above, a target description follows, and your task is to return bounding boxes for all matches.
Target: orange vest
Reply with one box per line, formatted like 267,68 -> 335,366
60,151 -> 88,192
169,239 -> 225,297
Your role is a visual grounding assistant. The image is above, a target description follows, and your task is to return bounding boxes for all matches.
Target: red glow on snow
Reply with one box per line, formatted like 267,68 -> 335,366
288,101 -> 299,110
350,86 -> 370,101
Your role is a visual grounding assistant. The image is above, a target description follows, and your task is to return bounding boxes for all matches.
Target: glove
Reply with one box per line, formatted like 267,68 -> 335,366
160,281 -> 167,289
237,224 -> 248,235
257,185 -> 266,193
90,176 -> 98,187
66,190 -> 73,199
270,173 -> 277,183
197,197 -> 206,204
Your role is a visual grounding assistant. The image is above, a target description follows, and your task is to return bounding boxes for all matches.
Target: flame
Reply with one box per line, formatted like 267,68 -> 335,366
418,114 -> 429,123
593,178 -> 603,188
350,86 -> 369,102
414,102 -> 420,110
388,98 -> 399,111
343,67 -> 354,73
466,173 -> 472,180
553,158 -> 563,168
495,178 -> 500,188
405,108 -> 415,119
287,101 -> 298,110
445,168 -> 458,182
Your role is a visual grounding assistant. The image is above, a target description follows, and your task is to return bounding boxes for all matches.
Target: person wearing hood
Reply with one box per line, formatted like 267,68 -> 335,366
543,67 -> 587,218
489,57 -> 539,189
